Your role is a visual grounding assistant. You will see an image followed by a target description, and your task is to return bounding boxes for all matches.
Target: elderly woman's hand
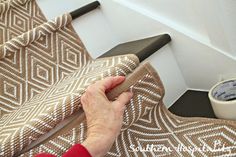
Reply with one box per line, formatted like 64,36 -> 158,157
81,76 -> 132,157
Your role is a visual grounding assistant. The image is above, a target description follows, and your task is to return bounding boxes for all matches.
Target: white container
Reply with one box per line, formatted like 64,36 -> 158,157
208,78 -> 236,120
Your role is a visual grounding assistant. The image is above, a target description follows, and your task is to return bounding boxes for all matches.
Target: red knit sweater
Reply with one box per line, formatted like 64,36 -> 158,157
35,144 -> 92,157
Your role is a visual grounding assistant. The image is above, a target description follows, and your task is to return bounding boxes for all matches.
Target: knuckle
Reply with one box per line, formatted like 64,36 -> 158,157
94,79 -> 101,84
86,86 -> 94,95
121,103 -> 127,110
80,94 -> 86,104
114,102 -> 126,112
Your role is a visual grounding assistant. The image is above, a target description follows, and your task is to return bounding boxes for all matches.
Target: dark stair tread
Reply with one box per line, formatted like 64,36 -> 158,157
169,90 -> 216,118
99,34 -> 171,62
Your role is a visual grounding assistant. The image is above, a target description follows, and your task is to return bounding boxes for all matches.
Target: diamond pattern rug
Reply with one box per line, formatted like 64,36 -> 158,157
21,63 -> 236,157
0,0 -> 91,118
1,1 -> 236,157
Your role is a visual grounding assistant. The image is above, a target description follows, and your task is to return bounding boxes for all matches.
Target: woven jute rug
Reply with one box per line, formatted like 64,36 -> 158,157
1,0 -> 236,157
18,63 -> 236,157
0,0 -> 91,118
0,0 -> 140,156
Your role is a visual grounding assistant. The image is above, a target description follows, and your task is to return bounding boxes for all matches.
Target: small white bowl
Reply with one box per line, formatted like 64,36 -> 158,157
208,78 -> 236,120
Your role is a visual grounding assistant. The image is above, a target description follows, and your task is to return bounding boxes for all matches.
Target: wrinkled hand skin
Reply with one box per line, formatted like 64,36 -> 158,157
81,76 -> 133,157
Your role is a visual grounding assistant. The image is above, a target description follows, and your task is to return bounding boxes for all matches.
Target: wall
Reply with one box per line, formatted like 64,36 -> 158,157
99,0 -> 236,90
108,0 -> 236,57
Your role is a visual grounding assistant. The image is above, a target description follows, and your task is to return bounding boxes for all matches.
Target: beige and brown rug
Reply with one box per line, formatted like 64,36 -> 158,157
20,63 -> 236,157
1,0 -> 236,157
0,0 -> 140,156
0,0 -> 91,118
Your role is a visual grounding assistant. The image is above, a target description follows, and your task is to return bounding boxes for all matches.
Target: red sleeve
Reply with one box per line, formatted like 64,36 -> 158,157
35,144 -> 92,157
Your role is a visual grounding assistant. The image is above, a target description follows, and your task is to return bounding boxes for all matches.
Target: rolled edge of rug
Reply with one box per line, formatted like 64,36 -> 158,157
0,13 -> 72,60
107,62 -> 165,100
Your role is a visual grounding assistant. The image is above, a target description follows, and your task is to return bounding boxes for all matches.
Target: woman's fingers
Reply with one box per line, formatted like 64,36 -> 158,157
95,76 -> 125,92
81,76 -> 133,157
81,76 -> 127,108
113,92 -> 133,110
